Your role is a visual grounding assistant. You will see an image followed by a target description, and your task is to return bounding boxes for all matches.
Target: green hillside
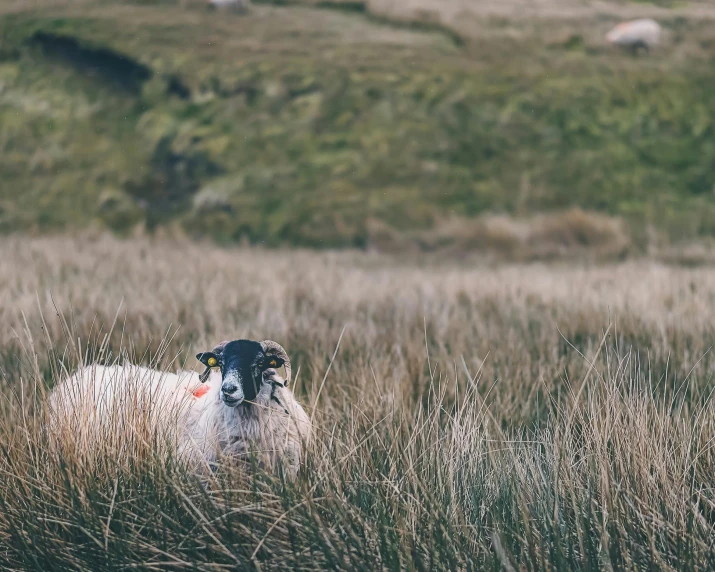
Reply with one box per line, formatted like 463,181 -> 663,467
1,1 -> 714,248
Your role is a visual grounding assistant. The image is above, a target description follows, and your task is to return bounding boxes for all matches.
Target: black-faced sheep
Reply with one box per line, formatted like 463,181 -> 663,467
190,339 -> 311,478
48,339 -> 311,479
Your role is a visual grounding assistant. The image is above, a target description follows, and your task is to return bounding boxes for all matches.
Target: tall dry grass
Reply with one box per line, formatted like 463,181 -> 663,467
1,234 -> 715,569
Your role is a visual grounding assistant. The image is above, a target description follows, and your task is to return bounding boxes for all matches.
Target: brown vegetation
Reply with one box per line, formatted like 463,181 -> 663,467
1,235 -> 715,568
367,208 -> 632,260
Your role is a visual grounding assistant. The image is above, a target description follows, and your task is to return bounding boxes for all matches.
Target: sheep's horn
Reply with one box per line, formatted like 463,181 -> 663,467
212,340 -> 230,354
261,340 -> 291,386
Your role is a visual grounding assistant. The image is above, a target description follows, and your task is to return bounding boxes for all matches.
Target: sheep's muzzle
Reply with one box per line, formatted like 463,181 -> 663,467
220,368 -> 244,407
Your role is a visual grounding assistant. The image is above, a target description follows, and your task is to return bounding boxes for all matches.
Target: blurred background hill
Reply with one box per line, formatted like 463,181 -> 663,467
2,0 -> 715,258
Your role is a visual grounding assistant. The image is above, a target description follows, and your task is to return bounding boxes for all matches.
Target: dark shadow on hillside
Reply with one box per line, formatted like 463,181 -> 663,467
314,1 -> 366,13
29,31 -> 153,94
125,136 -> 224,230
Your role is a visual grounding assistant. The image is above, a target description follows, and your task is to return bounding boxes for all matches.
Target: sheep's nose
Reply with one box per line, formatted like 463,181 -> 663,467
222,384 -> 239,395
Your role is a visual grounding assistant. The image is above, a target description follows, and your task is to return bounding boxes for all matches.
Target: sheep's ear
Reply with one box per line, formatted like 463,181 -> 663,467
197,351 -> 220,368
263,355 -> 285,370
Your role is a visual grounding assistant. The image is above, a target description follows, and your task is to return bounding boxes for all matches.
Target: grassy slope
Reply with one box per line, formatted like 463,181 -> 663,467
1,0 -> 715,248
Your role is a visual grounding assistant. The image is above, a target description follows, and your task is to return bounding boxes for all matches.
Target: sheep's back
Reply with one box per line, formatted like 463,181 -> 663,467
48,364 -> 209,463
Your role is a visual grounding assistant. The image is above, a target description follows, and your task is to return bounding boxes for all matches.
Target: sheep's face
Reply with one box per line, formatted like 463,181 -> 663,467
196,340 -> 285,407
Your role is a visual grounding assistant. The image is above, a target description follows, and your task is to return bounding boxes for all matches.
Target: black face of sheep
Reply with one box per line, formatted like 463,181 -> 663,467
196,340 -> 286,407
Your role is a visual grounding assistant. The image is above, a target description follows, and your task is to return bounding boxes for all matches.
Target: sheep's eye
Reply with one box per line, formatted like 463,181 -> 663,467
207,357 -> 218,367
268,359 -> 277,368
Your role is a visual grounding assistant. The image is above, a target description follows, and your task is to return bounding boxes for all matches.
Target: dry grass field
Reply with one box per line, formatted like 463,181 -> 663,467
1,235 -> 715,569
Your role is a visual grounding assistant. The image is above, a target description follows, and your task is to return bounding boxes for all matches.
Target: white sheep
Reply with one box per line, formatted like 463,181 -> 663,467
606,19 -> 661,53
207,0 -> 250,13
48,339 -> 311,479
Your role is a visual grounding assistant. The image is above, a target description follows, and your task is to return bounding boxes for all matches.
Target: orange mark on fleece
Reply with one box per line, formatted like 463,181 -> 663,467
192,384 -> 210,399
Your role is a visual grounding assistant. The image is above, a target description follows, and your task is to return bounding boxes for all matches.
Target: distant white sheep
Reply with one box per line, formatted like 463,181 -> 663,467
207,0 -> 250,13
606,19 -> 661,53
49,339 -> 311,479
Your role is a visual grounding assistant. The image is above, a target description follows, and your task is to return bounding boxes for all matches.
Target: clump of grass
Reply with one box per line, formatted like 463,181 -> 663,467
1,235 -> 715,569
368,208 -> 631,260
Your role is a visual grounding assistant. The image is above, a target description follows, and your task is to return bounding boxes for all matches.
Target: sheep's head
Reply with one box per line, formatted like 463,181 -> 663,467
196,339 -> 291,407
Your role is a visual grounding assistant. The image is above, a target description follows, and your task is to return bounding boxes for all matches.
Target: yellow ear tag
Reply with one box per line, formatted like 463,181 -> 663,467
207,357 -> 218,367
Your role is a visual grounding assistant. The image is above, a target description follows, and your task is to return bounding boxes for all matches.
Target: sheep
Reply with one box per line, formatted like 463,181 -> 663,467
48,339 -> 311,479
190,339 -> 311,478
606,19 -> 661,54
207,0 -> 250,14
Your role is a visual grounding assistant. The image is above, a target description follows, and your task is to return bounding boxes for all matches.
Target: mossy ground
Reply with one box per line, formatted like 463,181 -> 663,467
1,1 -> 714,248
